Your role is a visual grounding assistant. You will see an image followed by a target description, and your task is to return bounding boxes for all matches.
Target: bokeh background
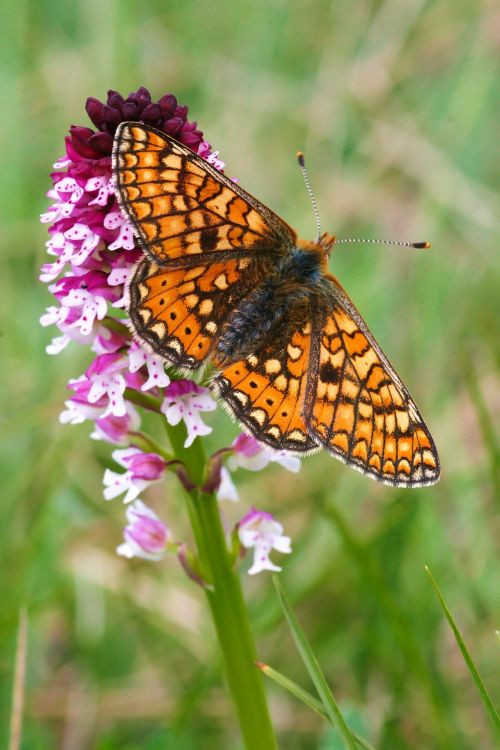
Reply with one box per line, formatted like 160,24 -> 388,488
1,1 -> 498,748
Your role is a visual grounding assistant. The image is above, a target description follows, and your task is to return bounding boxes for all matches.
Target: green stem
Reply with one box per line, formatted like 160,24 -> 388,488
128,431 -> 173,461
164,421 -> 279,749
124,387 -> 162,412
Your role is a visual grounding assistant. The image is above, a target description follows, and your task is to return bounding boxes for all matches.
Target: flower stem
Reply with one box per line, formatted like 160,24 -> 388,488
164,422 -> 279,749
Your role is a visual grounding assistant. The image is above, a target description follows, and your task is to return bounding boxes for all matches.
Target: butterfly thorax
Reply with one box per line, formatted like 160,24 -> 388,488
297,234 -> 335,268
214,241 -> 328,366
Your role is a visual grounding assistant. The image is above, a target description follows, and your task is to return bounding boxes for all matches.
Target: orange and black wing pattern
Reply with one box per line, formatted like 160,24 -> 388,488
213,320 -> 317,453
128,255 -> 260,369
305,277 -> 440,486
112,121 -> 440,487
112,122 -> 296,266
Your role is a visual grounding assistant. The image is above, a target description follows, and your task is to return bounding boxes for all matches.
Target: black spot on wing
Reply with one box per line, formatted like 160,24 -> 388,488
319,361 -> 340,384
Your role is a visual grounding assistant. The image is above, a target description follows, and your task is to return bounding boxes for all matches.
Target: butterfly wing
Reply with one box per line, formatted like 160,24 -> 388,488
305,276 -> 440,487
212,318 -> 317,453
128,255 -> 261,369
113,122 -> 296,266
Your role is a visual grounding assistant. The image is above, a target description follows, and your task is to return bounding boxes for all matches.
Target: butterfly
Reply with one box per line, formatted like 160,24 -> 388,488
112,122 -> 440,487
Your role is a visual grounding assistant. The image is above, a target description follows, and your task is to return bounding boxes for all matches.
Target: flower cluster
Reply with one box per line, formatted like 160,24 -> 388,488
41,88 -> 295,575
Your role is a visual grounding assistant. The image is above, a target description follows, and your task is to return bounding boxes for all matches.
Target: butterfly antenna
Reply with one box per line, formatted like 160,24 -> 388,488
335,237 -> 431,249
297,152 -> 322,243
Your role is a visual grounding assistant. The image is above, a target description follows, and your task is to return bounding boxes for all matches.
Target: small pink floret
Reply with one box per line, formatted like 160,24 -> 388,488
117,500 -> 170,561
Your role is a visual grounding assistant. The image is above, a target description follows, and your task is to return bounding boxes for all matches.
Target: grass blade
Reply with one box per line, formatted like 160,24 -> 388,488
8,607 -> 28,750
257,661 -> 377,750
273,575 -> 359,750
425,566 -> 500,736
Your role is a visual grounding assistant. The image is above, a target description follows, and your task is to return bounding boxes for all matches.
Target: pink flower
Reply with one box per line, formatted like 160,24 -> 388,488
90,406 -> 140,444
161,380 -> 216,448
238,508 -> 292,575
40,88 -> 233,548
103,447 -> 166,502
117,500 -> 170,561
92,328 -> 129,355
197,140 -> 225,171
229,433 -> 301,473
59,353 -> 142,426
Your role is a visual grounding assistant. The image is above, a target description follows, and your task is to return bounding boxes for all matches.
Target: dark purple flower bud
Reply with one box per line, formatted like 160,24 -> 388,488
163,117 -> 184,136
68,88 -> 207,164
180,121 -> 204,150
107,90 -> 125,110
88,131 -> 114,154
100,104 -> 122,128
134,86 -> 152,105
140,103 -> 161,123
174,105 -> 188,120
159,94 -> 177,116
66,127 -> 99,160
85,97 -> 106,129
122,101 -> 139,120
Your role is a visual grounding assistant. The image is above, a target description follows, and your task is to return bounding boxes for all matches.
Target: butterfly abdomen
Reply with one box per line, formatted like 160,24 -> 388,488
216,280 -> 291,364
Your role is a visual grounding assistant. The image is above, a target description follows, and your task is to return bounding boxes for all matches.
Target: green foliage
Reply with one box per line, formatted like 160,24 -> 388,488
1,0 -> 498,748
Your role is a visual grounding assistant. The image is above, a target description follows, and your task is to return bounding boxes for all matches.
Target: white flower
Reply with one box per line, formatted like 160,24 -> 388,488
85,354 -> 129,418
86,175 -> 115,206
216,467 -> 240,503
128,343 -> 170,391
108,265 -> 133,308
104,211 -> 136,251
161,380 -> 216,448
238,508 -> 292,575
63,223 -> 100,265
40,177 -> 84,223
61,288 -> 108,336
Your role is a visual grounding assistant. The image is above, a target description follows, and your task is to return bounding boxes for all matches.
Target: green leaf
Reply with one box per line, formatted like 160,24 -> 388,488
257,660 -> 329,719
425,566 -> 500,737
273,576 -> 360,750
257,662 -> 377,750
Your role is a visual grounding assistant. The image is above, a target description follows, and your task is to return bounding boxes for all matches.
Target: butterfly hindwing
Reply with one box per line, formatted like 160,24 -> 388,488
213,320 -> 317,453
305,277 -> 440,486
128,255 -> 261,369
113,122 -> 296,266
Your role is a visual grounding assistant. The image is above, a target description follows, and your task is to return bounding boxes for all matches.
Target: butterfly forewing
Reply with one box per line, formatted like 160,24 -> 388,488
113,123 -> 296,266
305,276 -> 440,486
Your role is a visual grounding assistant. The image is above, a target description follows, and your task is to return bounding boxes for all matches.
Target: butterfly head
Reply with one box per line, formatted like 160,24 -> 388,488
319,232 -> 336,256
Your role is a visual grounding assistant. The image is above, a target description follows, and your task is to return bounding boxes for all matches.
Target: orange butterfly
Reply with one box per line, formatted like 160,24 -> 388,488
112,122 -> 440,487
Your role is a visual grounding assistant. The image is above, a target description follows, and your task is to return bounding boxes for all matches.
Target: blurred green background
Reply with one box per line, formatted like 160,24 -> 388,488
1,0 -> 498,748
